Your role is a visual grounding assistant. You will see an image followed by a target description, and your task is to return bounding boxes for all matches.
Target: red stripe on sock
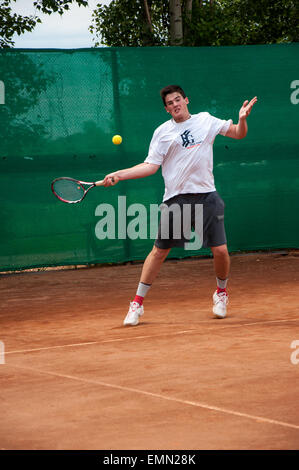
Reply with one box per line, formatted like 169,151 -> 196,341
217,287 -> 227,294
134,295 -> 144,306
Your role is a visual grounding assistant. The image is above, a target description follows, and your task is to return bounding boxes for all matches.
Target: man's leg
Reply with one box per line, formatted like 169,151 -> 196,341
140,245 -> 171,285
123,245 -> 171,326
210,244 -> 230,318
211,244 -> 230,280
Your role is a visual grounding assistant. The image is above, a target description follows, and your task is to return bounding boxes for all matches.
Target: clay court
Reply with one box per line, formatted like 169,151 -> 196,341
0,251 -> 299,450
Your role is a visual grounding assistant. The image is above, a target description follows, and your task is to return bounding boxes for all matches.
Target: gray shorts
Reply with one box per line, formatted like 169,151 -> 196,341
154,191 -> 227,250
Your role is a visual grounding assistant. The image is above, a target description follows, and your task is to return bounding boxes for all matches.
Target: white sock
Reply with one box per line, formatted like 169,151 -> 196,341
136,282 -> 151,298
216,277 -> 228,290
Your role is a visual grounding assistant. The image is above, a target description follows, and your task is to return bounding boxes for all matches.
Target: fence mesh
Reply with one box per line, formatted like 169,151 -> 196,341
0,44 -> 298,271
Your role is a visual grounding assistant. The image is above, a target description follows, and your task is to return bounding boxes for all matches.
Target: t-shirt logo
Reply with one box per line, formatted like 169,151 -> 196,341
180,130 -> 202,149
181,130 -> 194,147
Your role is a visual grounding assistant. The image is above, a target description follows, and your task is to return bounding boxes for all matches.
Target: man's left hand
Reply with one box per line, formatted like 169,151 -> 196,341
239,96 -> 258,120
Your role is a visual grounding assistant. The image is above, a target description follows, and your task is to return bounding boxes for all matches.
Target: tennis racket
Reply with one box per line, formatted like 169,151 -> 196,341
51,176 -> 118,204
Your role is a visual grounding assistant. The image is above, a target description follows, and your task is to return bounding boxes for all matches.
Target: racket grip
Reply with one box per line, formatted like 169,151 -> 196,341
95,177 -> 118,187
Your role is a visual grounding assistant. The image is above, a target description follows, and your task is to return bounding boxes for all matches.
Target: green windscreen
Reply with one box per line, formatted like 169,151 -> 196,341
0,44 -> 298,271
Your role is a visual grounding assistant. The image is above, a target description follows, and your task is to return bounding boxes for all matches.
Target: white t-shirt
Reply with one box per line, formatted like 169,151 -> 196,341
145,112 -> 232,202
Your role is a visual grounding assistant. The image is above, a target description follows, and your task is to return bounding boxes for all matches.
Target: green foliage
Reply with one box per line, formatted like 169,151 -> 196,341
0,0 -> 38,48
34,0 -> 88,15
0,0 -> 88,48
90,0 -> 169,47
90,0 -> 299,47
205,0 -> 299,46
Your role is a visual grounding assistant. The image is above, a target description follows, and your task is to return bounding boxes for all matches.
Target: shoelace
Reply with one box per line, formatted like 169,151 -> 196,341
130,301 -> 141,310
216,292 -> 227,303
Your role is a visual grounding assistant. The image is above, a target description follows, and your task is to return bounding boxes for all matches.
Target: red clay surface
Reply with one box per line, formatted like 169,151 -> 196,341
0,251 -> 299,450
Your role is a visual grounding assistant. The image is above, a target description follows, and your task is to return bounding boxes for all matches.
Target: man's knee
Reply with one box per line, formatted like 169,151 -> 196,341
151,245 -> 170,261
211,244 -> 229,258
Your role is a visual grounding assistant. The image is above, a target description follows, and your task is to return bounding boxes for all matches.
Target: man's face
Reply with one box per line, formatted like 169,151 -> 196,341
164,92 -> 190,122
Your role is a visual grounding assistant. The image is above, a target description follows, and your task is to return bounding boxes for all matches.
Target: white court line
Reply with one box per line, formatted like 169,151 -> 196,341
9,363 -> 299,432
2,330 -> 192,356
4,341 -> 100,356
3,318 -> 298,357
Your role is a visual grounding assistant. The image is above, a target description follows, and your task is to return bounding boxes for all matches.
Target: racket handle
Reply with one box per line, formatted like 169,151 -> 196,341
95,177 -> 118,187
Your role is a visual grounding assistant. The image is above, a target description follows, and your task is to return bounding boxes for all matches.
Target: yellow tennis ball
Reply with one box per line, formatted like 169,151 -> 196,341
112,135 -> 122,145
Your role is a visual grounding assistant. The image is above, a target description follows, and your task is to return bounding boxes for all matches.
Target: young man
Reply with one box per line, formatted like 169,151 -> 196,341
104,85 -> 257,326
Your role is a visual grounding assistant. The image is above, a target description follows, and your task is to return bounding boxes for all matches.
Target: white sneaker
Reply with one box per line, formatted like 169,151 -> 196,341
123,301 -> 144,326
213,290 -> 228,318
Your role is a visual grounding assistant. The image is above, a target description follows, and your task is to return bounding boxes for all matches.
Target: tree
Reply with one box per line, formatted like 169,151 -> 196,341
0,0 -> 88,48
218,0 -> 298,45
90,0 -> 298,47
169,0 -> 183,45
90,0 -> 170,47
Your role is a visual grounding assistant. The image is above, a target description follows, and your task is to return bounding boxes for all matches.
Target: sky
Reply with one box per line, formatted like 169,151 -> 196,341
12,0 -> 112,49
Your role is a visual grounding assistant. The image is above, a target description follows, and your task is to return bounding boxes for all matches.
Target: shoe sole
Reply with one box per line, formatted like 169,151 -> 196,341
213,308 -> 226,318
124,318 -> 139,326
123,309 -> 144,326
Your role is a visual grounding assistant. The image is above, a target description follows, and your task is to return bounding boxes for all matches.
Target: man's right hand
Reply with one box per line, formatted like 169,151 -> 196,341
103,173 -> 120,187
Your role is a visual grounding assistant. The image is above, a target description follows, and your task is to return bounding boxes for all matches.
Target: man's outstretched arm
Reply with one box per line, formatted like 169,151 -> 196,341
225,96 -> 258,139
103,162 -> 160,186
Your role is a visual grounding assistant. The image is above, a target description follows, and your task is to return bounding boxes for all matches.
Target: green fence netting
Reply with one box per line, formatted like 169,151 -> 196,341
0,44 -> 298,271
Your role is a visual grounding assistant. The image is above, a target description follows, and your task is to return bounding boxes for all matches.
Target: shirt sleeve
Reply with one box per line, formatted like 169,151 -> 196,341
144,128 -> 165,165
218,118 -> 233,136
207,114 -> 233,142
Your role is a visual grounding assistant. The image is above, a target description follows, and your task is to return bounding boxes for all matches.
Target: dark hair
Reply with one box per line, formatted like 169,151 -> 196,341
160,85 -> 186,106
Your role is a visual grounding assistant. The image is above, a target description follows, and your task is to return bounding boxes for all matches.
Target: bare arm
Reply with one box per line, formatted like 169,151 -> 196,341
103,162 -> 160,187
225,96 -> 258,139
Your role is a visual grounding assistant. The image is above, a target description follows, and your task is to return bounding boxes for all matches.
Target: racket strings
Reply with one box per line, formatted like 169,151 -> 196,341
53,179 -> 85,203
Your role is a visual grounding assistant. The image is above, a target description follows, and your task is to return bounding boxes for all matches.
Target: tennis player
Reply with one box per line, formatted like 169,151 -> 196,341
103,85 -> 257,326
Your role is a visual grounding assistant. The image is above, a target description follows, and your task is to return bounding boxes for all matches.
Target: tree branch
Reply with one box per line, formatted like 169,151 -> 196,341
143,0 -> 153,33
